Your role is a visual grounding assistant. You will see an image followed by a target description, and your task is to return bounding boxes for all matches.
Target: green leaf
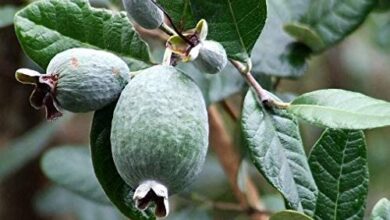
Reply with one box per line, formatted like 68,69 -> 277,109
309,129 -> 369,220
0,5 -> 19,28
241,90 -> 317,215
376,0 -> 390,11
270,210 -> 313,220
90,102 -> 155,220
251,0 -> 311,78
40,146 -> 110,204
34,186 -> 125,220
190,0 -> 267,61
288,89 -> 390,129
370,13 -> 390,51
158,0 -> 197,30
285,0 -> 377,52
14,0 -> 151,70
371,198 -> 390,220
0,116 -> 68,182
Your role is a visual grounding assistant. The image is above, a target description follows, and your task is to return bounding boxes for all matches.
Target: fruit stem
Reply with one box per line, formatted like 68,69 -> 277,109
152,0 -> 194,47
229,59 -> 290,109
160,23 -> 176,36
162,49 -> 173,66
133,180 -> 169,218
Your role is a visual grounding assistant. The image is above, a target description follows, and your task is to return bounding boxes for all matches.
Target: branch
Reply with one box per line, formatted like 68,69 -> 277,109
184,193 -> 271,217
208,106 -> 269,220
230,59 -> 290,109
221,99 -> 239,121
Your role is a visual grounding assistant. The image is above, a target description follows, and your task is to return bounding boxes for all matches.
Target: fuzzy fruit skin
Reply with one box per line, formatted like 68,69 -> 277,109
47,48 -> 129,112
193,40 -> 228,74
111,65 -> 208,194
122,0 -> 164,29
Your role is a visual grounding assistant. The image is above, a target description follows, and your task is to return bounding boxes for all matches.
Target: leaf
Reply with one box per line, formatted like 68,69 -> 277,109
190,0 -> 267,61
0,5 -> 19,28
371,198 -> 390,220
251,0 -> 311,78
40,146 -> 110,204
375,0 -> 390,11
370,14 -> 390,51
0,116 -> 68,182
158,0 -> 197,30
241,90 -> 318,215
14,0 -> 151,70
270,210 -> 313,220
288,89 -> 390,129
262,194 -> 286,213
34,186 -> 125,220
309,129 -> 369,220
90,102 -> 155,220
285,0 -> 377,52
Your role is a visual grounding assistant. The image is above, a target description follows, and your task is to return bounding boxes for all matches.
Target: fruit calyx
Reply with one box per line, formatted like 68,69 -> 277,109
15,68 -> 62,120
133,180 -> 169,218
166,19 -> 208,62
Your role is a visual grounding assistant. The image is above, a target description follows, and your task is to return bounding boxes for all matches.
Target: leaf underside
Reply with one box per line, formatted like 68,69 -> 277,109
286,0 -> 377,52
251,0 -> 311,78
288,89 -> 390,129
371,198 -> 390,220
309,129 -> 369,220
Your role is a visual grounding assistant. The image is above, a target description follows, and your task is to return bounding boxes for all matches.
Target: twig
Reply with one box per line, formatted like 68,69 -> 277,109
221,100 -> 239,121
208,106 -> 269,220
184,193 -> 271,216
272,77 -> 281,91
162,49 -> 173,66
230,59 -> 290,109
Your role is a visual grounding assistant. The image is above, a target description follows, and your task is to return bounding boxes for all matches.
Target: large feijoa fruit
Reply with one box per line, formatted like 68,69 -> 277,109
122,0 -> 164,29
15,48 -> 129,119
111,65 -> 208,217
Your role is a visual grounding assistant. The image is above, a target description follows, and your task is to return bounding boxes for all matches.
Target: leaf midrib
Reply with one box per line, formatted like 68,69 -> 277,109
227,0 -> 247,55
333,135 -> 348,220
261,106 -> 304,211
289,104 -> 390,119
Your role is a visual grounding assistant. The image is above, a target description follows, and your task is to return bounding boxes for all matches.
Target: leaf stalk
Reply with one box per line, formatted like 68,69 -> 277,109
230,59 -> 290,109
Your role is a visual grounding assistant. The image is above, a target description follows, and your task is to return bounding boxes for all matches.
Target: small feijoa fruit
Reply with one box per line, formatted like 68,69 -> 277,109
111,65 -> 208,217
122,0 -> 164,29
15,48 -> 129,119
193,40 -> 228,74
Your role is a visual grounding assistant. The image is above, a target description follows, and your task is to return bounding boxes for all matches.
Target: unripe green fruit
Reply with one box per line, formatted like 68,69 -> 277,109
193,40 -> 228,74
111,65 -> 208,217
15,48 -> 129,120
122,0 -> 164,29
48,48 -> 129,112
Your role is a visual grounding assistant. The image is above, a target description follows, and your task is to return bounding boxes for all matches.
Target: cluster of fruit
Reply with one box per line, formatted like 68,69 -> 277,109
15,0 -> 229,218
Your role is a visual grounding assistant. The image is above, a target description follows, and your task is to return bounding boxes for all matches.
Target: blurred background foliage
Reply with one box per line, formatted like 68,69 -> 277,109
0,0 -> 389,219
